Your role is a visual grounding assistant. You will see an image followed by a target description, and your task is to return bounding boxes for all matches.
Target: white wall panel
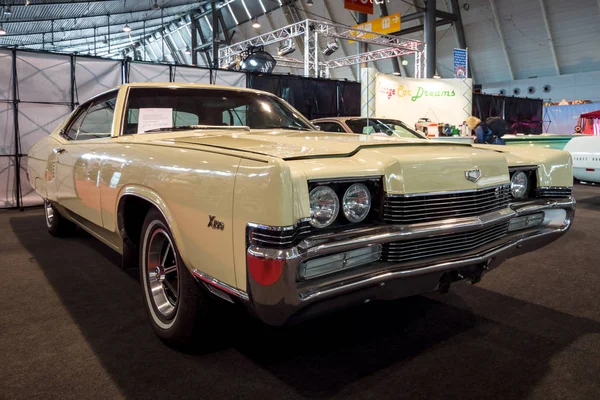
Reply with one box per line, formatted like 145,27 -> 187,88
173,66 -> 211,84
128,62 -> 170,83
0,157 -> 16,208
16,52 -> 71,103
0,103 -> 14,156
0,50 -> 13,101
213,70 -> 246,87
75,58 -> 122,103
18,103 -> 71,154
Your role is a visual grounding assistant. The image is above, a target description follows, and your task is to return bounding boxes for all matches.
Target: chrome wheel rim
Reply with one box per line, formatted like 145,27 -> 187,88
44,200 -> 54,228
146,228 -> 179,319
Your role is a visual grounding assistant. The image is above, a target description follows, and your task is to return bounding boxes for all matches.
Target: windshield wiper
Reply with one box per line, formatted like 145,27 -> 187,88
262,125 -> 312,131
143,125 -> 249,133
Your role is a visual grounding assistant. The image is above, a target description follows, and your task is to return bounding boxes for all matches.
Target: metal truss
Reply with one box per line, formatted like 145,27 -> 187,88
219,19 -> 425,78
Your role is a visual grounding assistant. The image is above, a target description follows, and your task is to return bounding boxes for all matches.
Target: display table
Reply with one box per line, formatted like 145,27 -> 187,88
502,134 -> 577,150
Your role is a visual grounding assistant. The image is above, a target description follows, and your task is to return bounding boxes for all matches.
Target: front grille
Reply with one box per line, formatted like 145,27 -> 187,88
382,222 -> 509,263
248,222 -> 311,248
383,185 -> 510,224
536,187 -> 572,198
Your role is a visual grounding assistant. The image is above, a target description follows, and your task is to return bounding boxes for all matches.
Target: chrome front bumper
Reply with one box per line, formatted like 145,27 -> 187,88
246,197 -> 576,325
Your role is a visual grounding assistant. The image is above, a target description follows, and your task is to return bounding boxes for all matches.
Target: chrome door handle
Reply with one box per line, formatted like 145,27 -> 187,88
53,148 -> 66,154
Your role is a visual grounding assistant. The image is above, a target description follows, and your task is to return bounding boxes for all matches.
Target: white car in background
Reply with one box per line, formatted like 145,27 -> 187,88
564,135 -> 600,184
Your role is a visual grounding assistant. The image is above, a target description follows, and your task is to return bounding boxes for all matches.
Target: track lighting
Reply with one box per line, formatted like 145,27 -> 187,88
322,40 -> 339,56
4,5 -> 12,16
252,18 -> 260,28
277,39 -> 296,56
123,24 -> 132,32
185,46 -> 191,55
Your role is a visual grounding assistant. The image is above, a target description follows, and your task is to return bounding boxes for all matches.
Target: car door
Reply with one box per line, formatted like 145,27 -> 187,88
55,93 -> 117,227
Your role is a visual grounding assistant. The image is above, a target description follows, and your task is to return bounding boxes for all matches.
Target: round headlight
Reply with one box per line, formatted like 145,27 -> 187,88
343,183 -> 371,223
309,186 -> 339,228
510,171 -> 528,199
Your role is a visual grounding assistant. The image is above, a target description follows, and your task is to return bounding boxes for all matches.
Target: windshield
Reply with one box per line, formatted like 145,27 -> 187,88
345,118 -> 426,140
123,87 -> 315,134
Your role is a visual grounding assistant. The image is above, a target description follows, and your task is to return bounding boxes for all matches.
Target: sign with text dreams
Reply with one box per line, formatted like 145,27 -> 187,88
375,75 -> 473,127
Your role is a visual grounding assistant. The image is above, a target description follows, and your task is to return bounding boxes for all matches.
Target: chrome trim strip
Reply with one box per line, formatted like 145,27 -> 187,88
308,175 -> 382,184
247,218 -> 311,232
386,184 -> 510,198
191,269 -> 249,301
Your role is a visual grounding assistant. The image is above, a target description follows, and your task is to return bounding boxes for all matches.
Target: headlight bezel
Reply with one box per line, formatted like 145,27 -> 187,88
307,177 -> 383,229
509,167 -> 537,200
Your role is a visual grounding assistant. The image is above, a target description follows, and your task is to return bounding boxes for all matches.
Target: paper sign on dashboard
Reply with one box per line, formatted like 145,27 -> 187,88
138,108 -> 173,133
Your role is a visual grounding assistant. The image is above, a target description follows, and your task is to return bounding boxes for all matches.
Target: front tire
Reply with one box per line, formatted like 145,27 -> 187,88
139,208 -> 207,347
44,199 -> 74,237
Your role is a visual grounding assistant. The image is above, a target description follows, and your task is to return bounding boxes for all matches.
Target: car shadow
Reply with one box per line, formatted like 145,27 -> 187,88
9,214 -> 600,400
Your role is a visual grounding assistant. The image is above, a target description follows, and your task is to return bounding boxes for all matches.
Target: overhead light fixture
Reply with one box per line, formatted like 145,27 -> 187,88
307,0 -> 314,6
252,18 -> 261,28
401,59 -> 408,66
123,24 -> 132,32
152,0 -> 160,10
0,26 -> 6,35
322,39 -> 339,56
185,46 -> 191,55
392,71 -> 401,76
433,74 -> 441,79
26,0 -> 30,6
4,5 -> 12,16
277,39 -> 296,56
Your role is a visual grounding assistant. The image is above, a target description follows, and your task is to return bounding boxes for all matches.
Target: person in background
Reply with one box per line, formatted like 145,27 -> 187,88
466,116 -> 506,145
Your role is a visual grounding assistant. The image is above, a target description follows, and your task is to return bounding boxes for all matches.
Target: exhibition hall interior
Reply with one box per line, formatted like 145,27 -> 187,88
1,0 -> 600,399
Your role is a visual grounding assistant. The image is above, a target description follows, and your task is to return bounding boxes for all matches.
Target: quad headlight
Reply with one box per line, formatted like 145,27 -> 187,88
342,183 -> 371,223
309,186 -> 339,228
510,171 -> 528,199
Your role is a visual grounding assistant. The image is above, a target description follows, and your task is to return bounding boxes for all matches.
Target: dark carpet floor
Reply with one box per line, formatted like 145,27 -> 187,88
1,186 -> 600,400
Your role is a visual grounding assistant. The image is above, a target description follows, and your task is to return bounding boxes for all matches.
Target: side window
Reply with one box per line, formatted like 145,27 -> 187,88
76,97 -> 117,140
316,122 -> 346,133
66,107 -> 89,140
223,106 -> 247,126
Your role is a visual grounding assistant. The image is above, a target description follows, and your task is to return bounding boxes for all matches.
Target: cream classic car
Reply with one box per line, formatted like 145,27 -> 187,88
28,83 -> 575,347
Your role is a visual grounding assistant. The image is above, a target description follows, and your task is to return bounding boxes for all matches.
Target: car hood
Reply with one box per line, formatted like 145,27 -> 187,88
143,129 -> 436,159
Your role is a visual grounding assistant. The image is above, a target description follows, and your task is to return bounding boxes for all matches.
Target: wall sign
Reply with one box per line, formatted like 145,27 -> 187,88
375,74 -> 473,127
344,0 -> 373,15
349,13 -> 401,42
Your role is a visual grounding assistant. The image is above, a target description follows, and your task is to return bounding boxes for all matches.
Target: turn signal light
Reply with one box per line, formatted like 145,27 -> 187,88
247,253 -> 284,286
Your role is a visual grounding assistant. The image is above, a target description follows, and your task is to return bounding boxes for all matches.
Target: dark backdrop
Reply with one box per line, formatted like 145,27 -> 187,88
473,94 -> 543,134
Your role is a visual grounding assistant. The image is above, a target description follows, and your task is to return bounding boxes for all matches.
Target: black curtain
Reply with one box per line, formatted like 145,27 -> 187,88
247,73 -> 360,120
473,94 -> 543,134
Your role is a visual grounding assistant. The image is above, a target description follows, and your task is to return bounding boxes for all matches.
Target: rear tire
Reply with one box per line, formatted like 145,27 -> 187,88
139,208 -> 208,347
44,199 -> 74,237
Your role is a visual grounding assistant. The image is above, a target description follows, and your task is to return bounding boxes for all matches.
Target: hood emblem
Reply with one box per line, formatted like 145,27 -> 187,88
465,169 -> 482,183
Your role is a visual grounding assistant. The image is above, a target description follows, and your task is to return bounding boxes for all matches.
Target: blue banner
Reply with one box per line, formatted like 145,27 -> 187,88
453,48 -> 468,79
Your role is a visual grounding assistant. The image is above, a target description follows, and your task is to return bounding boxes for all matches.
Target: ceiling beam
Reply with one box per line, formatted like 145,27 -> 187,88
489,0 -> 514,80
539,0 -> 560,75
393,19 -> 452,36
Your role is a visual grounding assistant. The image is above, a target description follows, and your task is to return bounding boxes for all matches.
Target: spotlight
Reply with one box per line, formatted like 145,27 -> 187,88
322,40 -> 339,56
277,39 -> 296,56
433,74 -> 441,79
392,71 -> 401,76
123,24 -> 132,32
0,26 -> 6,35
26,0 -> 30,5
185,46 -> 191,55
4,5 -> 12,16
401,59 -> 408,66
307,0 -> 314,6
252,18 -> 261,28
152,0 -> 160,10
